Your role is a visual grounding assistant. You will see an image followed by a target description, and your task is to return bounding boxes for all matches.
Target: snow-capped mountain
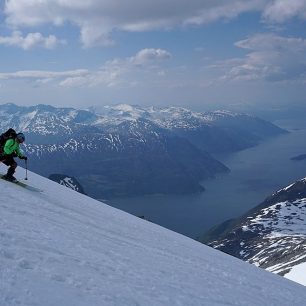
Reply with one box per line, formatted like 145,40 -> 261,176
101,104 -> 287,153
0,103 -> 285,198
1,164 -> 306,305
203,177 -> 306,285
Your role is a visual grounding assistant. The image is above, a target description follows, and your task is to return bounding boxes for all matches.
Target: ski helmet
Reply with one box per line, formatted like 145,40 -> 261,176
16,132 -> 25,143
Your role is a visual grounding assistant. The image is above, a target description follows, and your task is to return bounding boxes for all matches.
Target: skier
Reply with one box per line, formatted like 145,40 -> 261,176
0,132 -> 28,182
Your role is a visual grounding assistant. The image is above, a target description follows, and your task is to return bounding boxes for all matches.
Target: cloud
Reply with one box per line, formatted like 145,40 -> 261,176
59,48 -> 172,87
0,31 -> 65,50
58,66 -> 121,88
0,69 -> 89,81
4,1 -> 306,48
263,0 -> 306,23
219,33 -> 306,82
3,0 -> 270,48
129,49 -> 172,66
0,48 -> 171,87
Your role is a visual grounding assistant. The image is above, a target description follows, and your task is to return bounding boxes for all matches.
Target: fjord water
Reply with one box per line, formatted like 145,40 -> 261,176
109,119 -> 306,239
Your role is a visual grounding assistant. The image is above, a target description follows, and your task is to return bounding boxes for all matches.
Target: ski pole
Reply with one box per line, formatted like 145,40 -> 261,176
25,159 -> 28,180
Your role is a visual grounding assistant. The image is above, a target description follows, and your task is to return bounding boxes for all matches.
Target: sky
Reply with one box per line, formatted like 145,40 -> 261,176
0,0 -> 306,113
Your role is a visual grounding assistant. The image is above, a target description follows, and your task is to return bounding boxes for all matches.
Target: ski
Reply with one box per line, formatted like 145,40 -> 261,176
1,175 -> 43,192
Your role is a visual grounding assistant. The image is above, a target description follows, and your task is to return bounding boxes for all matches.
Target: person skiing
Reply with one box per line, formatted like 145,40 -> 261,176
0,132 -> 28,182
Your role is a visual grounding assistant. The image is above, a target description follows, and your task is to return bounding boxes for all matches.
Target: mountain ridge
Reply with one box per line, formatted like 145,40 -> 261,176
0,103 -> 286,198
202,176 -> 306,285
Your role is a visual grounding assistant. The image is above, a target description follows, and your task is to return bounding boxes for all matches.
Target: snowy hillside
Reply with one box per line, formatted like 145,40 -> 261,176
204,177 -> 306,286
1,165 -> 306,305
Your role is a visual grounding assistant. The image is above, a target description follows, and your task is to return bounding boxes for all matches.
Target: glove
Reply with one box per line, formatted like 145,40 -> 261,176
20,156 -> 28,160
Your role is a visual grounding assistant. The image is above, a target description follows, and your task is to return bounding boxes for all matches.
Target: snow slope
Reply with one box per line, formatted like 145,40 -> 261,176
286,262 -> 306,285
1,165 -> 306,306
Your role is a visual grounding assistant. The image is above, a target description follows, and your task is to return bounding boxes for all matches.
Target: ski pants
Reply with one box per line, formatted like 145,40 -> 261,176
0,154 -> 17,176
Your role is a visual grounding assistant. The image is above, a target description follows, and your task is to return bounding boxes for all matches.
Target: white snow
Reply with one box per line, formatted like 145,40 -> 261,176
1,164 -> 306,306
18,111 -> 38,131
97,104 -> 239,130
59,177 -> 78,191
285,262 -> 306,286
268,253 -> 306,274
248,199 -> 306,234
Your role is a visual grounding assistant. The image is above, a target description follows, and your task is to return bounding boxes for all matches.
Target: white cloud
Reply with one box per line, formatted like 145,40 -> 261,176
0,69 -> 89,81
0,31 -> 65,50
263,0 -> 306,23
61,48 -> 172,87
0,48 -> 171,87
3,0 -> 270,48
129,49 -> 172,66
219,33 -> 306,82
4,1 -> 306,49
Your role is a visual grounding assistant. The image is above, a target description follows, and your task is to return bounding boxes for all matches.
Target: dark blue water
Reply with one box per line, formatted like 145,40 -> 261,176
107,119 -> 306,239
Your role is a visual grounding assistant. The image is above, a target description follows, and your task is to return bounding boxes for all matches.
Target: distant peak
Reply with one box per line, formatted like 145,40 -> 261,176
3,102 -> 17,106
112,104 -> 137,112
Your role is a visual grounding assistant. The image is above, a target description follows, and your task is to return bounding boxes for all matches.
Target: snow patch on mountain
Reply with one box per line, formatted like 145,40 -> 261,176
206,177 -> 306,286
247,198 -> 306,235
285,262 -> 306,286
99,104 -> 242,130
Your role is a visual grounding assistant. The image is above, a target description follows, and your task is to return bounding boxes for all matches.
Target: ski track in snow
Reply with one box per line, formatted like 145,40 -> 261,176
1,165 -> 306,305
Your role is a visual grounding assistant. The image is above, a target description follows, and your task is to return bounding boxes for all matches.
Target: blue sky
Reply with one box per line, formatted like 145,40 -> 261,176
0,0 -> 306,113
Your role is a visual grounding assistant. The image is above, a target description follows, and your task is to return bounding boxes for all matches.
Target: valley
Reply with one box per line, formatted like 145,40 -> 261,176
111,118 -> 306,238
1,103 -> 304,241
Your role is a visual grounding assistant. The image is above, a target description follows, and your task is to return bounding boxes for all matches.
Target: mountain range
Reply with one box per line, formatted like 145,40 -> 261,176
202,177 -> 306,284
0,103 -> 286,198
